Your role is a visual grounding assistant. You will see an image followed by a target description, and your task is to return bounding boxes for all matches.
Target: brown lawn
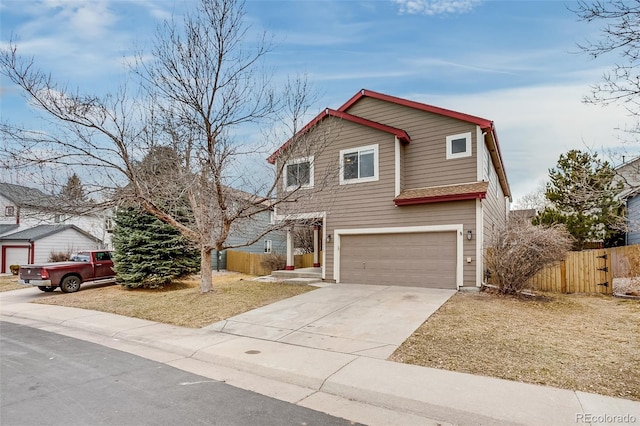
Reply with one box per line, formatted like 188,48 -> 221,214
0,274 -> 25,292
390,291 -> 640,401
30,272 -> 314,328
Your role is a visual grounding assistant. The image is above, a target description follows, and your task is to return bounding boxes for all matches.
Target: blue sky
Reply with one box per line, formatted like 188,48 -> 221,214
0,0 -> 634,202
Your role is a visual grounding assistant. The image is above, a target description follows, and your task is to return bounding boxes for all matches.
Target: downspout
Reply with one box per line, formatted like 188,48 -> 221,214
30,240 -> 35,263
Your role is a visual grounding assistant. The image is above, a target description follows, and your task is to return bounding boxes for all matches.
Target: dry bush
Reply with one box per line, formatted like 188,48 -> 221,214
48,249 -> 72,262
485,217 -> 573,294
260,253 -> 286,272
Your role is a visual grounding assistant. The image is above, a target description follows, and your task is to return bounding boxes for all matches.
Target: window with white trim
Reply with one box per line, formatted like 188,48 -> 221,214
339,144 -> 379,185
284,157 -> 314,190
5,206 -> 15,217
264,239 -> 272,253
446,132 -> 472,159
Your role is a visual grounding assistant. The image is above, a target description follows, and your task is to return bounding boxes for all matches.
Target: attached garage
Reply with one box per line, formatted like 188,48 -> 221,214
336,227 -> 461,289
1,245 -> 31,273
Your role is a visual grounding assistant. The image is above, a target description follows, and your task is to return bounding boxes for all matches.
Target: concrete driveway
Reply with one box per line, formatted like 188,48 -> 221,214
205,283 -> 456,359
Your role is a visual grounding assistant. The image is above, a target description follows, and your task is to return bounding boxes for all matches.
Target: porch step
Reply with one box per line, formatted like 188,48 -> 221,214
280,277 -> 323,286
271,269 -> 321,279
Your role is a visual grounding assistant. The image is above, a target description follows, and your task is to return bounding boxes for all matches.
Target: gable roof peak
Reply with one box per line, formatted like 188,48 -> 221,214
339,89 -> 494,129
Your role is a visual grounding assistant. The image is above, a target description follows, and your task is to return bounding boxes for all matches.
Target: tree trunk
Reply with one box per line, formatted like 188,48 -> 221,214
200,247 -> 213,293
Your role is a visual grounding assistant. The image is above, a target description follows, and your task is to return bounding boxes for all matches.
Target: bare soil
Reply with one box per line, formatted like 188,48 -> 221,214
390,291 -> 640,401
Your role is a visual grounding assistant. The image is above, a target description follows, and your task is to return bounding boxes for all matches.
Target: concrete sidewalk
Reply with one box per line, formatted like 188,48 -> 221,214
1,289 -> 638,426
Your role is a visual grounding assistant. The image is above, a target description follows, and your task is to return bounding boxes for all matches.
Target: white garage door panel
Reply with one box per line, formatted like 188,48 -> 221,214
4,247 -> 30,272
340,232 -> 457,289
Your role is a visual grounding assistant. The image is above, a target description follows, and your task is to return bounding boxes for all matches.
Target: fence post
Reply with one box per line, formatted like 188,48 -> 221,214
560,260 -> 567,293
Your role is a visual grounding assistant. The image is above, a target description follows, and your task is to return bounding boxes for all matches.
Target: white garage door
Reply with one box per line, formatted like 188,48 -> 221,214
3,246 -> 30,273
340,232 -> 457,289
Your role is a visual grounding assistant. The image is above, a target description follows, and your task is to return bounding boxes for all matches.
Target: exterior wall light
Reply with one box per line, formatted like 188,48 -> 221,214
327,234 -> 332,243
467,230 -> 473,241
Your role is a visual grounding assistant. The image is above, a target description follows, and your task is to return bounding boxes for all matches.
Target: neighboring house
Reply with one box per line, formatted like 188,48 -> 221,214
0,182 -> 112,271
268,89 -> 511,290
0,224 -> 103,273
212,189 -> 287,270
615,157 -> 640,245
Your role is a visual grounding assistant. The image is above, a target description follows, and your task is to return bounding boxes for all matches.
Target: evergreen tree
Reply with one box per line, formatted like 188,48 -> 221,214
535,150 -> 624,250
112,206 -> 200,288
59,173 -> 87,206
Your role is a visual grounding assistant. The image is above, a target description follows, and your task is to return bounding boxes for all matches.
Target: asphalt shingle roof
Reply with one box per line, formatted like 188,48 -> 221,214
0,224 -> 100,242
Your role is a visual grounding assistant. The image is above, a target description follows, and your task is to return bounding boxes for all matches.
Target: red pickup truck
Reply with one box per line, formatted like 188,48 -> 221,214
19,250 -> 116,293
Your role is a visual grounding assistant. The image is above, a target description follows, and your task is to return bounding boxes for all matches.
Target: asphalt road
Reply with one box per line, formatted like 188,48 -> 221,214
0,322 -> 359,426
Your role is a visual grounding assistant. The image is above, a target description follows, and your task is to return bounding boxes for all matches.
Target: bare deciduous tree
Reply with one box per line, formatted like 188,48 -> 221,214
0,0 -> 337,293
485,217 -> 573,294
574,1 -> 640,118
513,181 -> 548,212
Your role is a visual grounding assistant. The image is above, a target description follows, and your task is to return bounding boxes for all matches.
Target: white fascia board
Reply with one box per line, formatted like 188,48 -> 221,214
273,211 -> 326,222
476,198 -> 483,287
333,224 -> 464,289
395,136 -> 401,197
476,126 -> 484,181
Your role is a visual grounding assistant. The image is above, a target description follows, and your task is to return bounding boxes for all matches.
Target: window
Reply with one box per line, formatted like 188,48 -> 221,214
264,240 -> 272,253
105,217 -> 114,233
339,144 -> 379,185
446,132 -> 472,159
5,206 -> 15,217
284,157 -> 314,190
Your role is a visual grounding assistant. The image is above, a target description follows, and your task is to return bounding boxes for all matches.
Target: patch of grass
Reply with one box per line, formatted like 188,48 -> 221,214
33,273 -> 314,328
0,275 -> 24,292
390,291 -> 640,401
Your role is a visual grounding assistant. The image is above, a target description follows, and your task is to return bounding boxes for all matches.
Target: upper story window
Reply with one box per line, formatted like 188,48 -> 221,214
5,206 -> 15,217
339,144 -> 379,185
446,132 -> 472,160
284,157 -> 314,190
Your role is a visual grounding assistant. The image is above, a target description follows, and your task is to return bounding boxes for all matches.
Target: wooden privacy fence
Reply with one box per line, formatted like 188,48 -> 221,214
226,251 -> 271,276
528,245 -> 640,294
226,250 -> 322,275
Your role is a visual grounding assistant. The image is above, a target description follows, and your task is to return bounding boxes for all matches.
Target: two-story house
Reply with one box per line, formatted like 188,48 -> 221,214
0,182 -> 111,272
268,89 -> 511,289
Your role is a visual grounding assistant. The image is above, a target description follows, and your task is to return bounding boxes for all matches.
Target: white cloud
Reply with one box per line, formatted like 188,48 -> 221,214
393,0 -> 482,15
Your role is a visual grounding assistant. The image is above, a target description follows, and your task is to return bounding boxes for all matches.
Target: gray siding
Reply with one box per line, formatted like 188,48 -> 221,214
34,228 -> 102,263
627,195 -> 640,245
212,210 -> 287,270
345,97 -> 479,188
482,140 -> 508,245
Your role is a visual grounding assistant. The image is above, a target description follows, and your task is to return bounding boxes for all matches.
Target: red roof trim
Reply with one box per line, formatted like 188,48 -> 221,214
339,89 -> 493,129
267,108 -> 410,164
394,191 -> 487,206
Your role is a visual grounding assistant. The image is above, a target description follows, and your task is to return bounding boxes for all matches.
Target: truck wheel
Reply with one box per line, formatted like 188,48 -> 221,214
60,276 -> 81,293
37,286 -> 55,292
